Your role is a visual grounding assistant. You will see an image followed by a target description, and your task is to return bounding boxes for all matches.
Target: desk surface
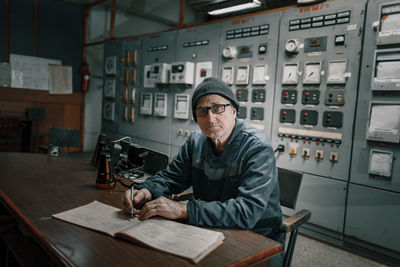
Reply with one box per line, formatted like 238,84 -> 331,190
0,152 -> 283,266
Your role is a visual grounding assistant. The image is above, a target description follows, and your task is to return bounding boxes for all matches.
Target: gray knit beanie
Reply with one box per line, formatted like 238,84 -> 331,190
192,77 -> 239,121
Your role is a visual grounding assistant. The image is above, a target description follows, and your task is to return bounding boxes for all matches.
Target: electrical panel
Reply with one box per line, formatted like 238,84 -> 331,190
270,0 -> 367,235
170,24 -> 221,154
100,0 -> 400,259
149,63 -> 171,85
271,1 -> 366,184
103,41 -> 122,134
170,62 -> 195,85
218,11 -> 282,135
348,0 -> 400,255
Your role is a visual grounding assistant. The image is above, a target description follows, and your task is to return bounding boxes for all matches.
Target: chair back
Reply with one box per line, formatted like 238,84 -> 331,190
49,127 -> 81,148
277,167 -> 303,209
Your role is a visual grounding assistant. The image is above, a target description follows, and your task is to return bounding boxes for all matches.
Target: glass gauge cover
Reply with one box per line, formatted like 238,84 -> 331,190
282,64 -> 299,84
303,62 -> 322,84
222,46 -> 237,59
222,67 -> 234,85
285,39 -> 300,54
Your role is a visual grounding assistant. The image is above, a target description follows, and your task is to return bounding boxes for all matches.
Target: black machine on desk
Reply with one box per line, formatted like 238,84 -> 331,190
92,134 -> 169,189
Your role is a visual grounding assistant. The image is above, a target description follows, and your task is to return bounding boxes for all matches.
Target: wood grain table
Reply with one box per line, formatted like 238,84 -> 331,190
0,152 -> 283,267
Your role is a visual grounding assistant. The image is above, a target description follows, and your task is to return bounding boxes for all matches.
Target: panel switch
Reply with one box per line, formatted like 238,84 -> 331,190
302,148 -> 311,159
289,143 -> 299,156
315,150 -> 324,161
329,152 -> 338,162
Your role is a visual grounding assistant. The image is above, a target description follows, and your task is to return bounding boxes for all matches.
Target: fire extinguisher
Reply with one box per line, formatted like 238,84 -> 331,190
81,62 -> 91,92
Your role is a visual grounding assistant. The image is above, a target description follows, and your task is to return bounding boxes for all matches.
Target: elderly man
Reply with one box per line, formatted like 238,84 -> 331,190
122,77 -> 284,265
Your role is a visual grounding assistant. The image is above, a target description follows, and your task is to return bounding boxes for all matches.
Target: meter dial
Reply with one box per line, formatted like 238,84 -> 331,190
282,64 -> 299,85
222,67 -> 234,85
303,62 -> 322,84
104,80 -> 116,98
222,46 -> 237,59
285,39 -> 300,55
327,60 -> 347,84
236,66 -> 250,85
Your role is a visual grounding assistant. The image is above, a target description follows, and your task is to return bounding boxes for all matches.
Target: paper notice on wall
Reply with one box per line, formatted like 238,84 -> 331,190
10,54 -> 61,90
49,64 -> 73,95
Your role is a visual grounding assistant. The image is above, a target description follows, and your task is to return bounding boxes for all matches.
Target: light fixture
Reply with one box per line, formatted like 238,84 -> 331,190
208,0 -> 262,16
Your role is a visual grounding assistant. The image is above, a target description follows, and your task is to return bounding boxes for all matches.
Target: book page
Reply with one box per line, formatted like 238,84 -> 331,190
118,217 -> 224,263
52,201 -> 137,236
52,201 -> 224,263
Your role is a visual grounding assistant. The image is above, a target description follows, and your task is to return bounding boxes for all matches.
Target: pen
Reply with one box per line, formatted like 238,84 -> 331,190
130,185 -> 134,218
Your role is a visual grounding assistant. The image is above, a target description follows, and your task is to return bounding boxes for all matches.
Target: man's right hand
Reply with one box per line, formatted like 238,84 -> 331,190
122,188 -> 152,215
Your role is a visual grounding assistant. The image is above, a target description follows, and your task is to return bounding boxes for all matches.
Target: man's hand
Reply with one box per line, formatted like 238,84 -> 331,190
122,188 -> 152,215
138,196 -> 188,221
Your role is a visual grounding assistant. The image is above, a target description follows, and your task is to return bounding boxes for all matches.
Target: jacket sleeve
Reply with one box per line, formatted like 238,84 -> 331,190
186,142 -> 278,229
136,137 -> 193,199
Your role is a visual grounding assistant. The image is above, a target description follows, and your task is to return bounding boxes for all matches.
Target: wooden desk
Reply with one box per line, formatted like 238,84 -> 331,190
0,152 -> 283,266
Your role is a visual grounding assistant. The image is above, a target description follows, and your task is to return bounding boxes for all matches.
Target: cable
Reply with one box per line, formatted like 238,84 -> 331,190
111,136 -> 132,144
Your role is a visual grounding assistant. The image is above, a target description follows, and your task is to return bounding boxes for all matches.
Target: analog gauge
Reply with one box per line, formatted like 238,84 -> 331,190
282,64 -> 299,85
303,62 -> 322,84
222,46 -> 237,59
104,80 -> 116,98
253,65 -> 268,85
327,60 -> 347,84
285,39 -> 300,55
222,67 -> 234,85
236,66 -> 250,85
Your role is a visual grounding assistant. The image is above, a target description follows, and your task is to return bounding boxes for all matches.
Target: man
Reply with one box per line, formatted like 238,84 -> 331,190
122,77 -> 284,265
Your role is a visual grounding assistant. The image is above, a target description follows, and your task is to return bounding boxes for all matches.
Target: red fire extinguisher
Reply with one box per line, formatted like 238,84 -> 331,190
81,62 -> 91,92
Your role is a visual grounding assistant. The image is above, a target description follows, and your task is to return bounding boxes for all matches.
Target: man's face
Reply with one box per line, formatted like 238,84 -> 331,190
195,94 -> 236,140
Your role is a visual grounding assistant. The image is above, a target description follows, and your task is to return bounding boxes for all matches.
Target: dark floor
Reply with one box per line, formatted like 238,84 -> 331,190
290,234 -> 389,267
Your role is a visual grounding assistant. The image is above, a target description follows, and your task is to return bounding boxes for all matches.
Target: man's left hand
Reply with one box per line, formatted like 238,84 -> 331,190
137,196 -> 188,221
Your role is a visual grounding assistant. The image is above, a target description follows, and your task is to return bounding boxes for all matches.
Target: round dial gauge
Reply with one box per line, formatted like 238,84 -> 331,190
285,39 -> 299,54
222,46 -> 237,59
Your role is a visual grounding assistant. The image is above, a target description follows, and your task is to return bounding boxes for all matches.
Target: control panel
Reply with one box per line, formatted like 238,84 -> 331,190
218,12 -> 281,135
346,0 -> 400,254
170,24 -> 221,155
271,1 -> 367,181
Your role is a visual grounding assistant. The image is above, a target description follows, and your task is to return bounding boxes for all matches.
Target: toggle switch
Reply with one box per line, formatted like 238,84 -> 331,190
329,152 -> 338,162
315,150 -> 323,161
302,148 -> 310,159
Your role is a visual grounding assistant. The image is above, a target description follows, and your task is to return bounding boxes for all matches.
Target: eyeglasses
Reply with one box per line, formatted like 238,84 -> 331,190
195,103 -> 231,117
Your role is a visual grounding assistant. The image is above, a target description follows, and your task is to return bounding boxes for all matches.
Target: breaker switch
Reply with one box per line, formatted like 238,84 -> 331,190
289,143 -> 298,156
302,148 -> 310,158
315,150 -> 324,161
329,152 -> 338,162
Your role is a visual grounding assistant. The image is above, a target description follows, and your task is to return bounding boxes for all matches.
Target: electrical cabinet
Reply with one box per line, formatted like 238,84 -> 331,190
218,11 -> 281,135
100,0 -> 400,261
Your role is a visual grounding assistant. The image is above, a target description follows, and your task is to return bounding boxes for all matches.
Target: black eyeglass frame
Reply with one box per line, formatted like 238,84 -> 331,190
195,103 -> 231,117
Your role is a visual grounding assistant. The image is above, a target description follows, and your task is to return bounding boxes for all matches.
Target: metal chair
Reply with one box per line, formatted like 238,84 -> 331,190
169,167 -> 311,267
277,167 -> 311,267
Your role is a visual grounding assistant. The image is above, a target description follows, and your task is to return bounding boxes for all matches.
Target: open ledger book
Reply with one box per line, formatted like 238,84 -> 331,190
52,201 -> 224,264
